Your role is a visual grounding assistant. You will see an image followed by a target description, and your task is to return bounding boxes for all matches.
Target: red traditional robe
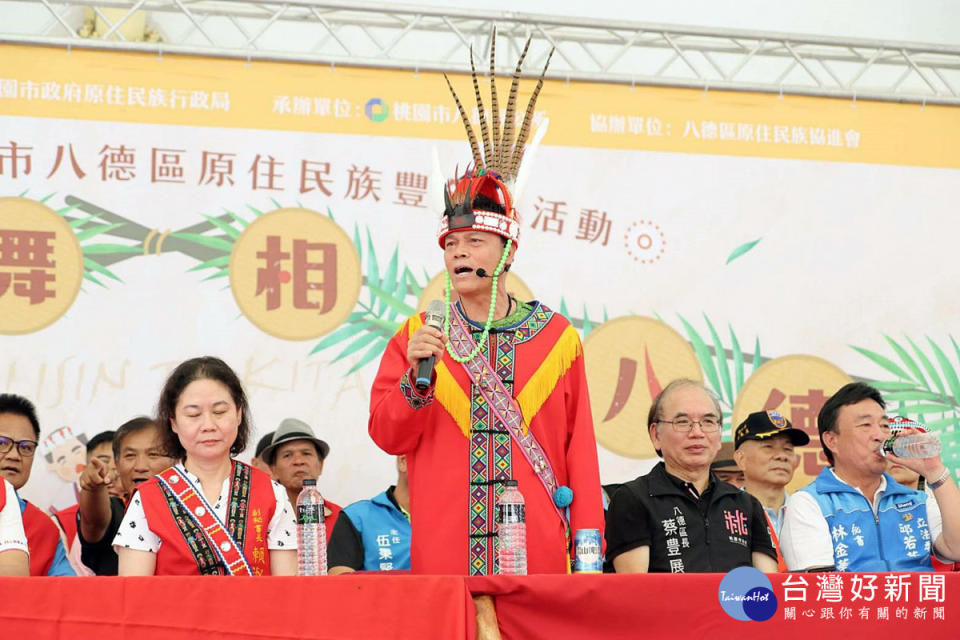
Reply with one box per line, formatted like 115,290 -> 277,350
53,503 -> 79,551
137,462 -> 277,576
22,501 -> 60,576
370,302 -> 604,575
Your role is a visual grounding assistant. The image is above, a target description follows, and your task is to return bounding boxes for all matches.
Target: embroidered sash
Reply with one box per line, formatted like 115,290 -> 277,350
447,303 -> 570,532
156,463 -> 253,576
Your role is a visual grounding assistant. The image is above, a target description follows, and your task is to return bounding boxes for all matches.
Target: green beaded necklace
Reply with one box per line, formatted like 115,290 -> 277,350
443,239 -> 513,363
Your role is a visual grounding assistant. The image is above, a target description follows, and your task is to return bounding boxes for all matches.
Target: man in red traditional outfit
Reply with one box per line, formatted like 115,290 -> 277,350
369,35 -> 604,575
0,394 -> 75,576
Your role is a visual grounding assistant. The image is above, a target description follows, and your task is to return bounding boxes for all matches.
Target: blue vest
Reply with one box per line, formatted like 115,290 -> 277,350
343,490 -> 410,572
801,468 -> 932,572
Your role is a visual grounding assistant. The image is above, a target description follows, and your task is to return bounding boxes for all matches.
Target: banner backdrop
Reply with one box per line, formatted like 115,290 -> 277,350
1,44 -> 959,514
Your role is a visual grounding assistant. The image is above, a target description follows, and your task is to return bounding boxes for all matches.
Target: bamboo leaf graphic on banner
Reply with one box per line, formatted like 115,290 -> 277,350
75,223 -> 126,241
678,314 -> 723,403
366,283 -> 416,318
378,247 -> 400,317
582,305 -> 592,338
871,381 -> 925,391
753,337 -> 763,374
188,255 -> 231,273
224,209 -> 249,229
725,238 -> 762,265
731,325 -> 744,391
347,337 -> 390,375
83,257 -> 121,282
907,335 -> 947,400
404,267 -> 424,297
366,229 -> 379,309
894,403 -> 955,416
201,214 -> 241,240
883,390 -> 947,402
704,314 -> 733,405
309,320 -> 370,355
850,346 -> 912,381
331,331 -> 383,364
928,336 -> 960,405
169,232 -> 234,253
884,335 -> 927,387
851,336 -> 960,462
79,244 -> 143,255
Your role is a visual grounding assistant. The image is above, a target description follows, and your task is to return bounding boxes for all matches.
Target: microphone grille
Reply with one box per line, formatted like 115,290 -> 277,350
424,299 -> 446,328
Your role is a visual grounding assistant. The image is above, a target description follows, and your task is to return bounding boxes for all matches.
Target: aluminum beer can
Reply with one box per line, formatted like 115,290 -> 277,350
573,529 -> 603,573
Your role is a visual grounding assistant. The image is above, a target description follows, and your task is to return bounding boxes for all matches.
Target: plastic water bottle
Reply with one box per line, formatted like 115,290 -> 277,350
296,478 -> 327,576
497,480 -> 527,576
881,432 -> 941,458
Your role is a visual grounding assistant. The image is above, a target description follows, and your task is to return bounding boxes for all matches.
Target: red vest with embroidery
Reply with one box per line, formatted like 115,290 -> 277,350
137,462 -> 277,576
23,501 -> 60,576
53,503 -> 80,550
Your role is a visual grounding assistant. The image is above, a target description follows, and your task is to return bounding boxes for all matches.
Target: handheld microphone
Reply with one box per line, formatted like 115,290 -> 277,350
415,299 -> 446,391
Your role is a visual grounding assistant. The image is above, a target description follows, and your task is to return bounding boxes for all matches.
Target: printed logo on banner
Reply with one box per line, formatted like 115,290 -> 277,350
718,566 -> 778,622
0,197 -> 83,334
229,208 -> 361,340
365,98 -> 389,123
583,316 -> 702,458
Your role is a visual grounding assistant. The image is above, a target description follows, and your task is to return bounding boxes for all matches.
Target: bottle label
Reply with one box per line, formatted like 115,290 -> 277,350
498,503 -> 525,525
881,437 -> 897,455
298,503 -> 320,525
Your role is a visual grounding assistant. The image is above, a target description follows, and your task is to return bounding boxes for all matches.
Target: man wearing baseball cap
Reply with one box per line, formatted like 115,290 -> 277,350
734,410 -> 808,572
734,410 -> 808,537
262,418 -> 340,540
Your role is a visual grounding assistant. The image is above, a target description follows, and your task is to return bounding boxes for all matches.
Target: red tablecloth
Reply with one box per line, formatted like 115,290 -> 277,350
468,573 -> 960,640
0,572 -> 955,639
0,575 -> 472,639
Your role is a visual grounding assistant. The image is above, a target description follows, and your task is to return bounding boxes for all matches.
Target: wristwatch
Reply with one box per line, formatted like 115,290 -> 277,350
928,468 -> 952,490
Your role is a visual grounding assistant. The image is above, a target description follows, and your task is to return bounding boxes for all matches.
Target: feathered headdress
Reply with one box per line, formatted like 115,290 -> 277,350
437,30 -> 554,248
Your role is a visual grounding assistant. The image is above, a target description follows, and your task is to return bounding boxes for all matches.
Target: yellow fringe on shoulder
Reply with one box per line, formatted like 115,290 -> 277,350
405,313 -> 472,437
405,314 -> 423,336
515,325 -> 583,434
435,361 -> 472,437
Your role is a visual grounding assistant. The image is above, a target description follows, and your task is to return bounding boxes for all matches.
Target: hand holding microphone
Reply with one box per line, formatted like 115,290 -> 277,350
407,300 -> 447,391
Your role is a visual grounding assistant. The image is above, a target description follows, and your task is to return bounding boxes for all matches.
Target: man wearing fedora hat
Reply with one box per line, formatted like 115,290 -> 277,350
262,418 -> 341,539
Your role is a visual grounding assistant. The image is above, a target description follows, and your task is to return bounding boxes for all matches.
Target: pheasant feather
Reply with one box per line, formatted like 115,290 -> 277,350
469,47 -> 493,165
509,47 -> 554,178
498,36 -> 531,179
489,28 -> 501,173
443,73 -> 483,169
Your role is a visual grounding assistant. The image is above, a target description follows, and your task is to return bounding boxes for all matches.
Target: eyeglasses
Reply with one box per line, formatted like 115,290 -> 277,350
657,417 -> 721,433
0,436 -> 38,457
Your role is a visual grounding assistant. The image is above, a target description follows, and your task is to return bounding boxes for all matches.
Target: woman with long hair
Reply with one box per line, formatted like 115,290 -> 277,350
115,356 -> 297,575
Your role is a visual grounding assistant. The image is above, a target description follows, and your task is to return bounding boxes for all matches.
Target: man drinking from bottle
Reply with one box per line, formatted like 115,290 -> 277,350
781,382 -> 960,571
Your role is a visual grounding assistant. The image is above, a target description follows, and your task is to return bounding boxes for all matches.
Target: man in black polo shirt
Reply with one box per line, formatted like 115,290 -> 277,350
606,379 -> 777,573
77,417 -> 173,575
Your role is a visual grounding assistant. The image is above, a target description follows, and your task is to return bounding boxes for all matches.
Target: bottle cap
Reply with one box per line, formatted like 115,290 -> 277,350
504,479 -> 518,487
302,478 -> 317,486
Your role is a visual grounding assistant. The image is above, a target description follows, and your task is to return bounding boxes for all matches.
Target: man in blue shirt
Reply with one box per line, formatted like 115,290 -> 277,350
782,382 -> 960,572
328,456 -> 410,573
